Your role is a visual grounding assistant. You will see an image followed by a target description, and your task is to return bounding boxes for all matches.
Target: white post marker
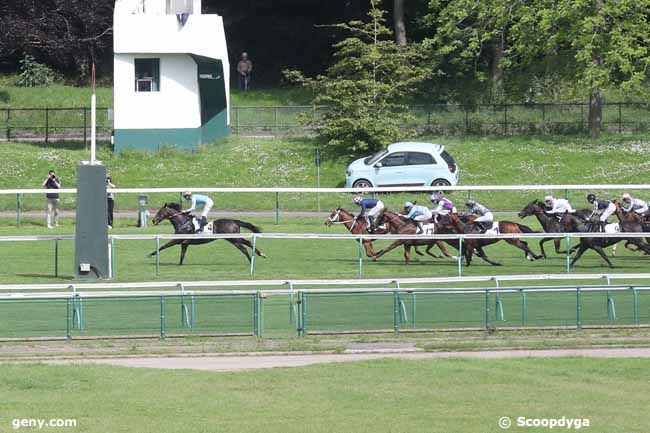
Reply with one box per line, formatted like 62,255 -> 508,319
90,63 -> 97,165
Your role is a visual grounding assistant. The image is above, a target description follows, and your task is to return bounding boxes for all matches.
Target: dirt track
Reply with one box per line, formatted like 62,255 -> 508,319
37,348 -> 650,372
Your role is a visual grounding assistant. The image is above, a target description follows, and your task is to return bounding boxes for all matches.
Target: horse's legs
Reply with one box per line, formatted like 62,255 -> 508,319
239,238 -> 267,258
414,247 -> 425,256
538,238 -> 549,259
434,241 -> 453,258
226,239 -> 252,263
148,239 -> 181,257
570,245 -> 588,267
505,239 -> 542,261
179,243 -> 189,265
423,244 -> 442,259
374,240 -> 404,261
403,244 -> 411,264
362,239 -> 377,258
474,246 -> 502,266
592,245 -> 615,268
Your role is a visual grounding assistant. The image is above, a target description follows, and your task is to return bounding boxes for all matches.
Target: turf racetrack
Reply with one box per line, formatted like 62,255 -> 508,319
2,358 -> 649,433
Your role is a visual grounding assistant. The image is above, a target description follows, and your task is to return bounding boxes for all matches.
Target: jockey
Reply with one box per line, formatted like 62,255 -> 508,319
430,193 -> 457,217
353,195 -> 385,233
400,201 -> 432,234
621,193 -> 648,215
466,198 -> 493,232
587,193 -> 616,230
182,191 -> 214,232
544,195 -> 575,219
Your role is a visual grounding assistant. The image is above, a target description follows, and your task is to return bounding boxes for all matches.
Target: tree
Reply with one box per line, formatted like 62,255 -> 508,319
394,0 -> 407,46
286,0 -> 430,156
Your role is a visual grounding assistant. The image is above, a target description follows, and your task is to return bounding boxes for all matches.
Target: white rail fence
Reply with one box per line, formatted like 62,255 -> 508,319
1,231 -> 649,278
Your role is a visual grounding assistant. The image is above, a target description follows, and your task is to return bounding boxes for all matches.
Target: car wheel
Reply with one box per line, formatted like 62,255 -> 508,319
431,179 -> 451,194
353,179 -> 373,189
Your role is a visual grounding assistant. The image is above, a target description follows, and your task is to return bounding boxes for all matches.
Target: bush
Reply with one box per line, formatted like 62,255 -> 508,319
16,54 -> 56,88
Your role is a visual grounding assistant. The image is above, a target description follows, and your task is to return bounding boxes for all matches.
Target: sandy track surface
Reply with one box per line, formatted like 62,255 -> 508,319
33,348 -> 650,372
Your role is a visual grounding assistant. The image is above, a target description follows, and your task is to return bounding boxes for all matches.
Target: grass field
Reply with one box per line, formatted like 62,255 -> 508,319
1,358 -> 649,433
2,134 -> 650,213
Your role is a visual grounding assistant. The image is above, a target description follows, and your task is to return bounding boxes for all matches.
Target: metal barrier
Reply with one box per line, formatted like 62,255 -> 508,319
0,279 -> 649,340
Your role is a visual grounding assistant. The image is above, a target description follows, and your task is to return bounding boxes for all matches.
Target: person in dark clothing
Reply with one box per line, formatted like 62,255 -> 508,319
42,170 -> 61,229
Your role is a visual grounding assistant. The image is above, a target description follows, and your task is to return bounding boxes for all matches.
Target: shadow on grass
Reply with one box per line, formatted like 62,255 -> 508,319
15,273 -> 73,280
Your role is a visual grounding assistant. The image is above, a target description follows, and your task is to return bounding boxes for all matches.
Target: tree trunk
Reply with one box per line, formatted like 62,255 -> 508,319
394,0 -> 406,46
588,90 -> 602,138
490,34 -> 505,102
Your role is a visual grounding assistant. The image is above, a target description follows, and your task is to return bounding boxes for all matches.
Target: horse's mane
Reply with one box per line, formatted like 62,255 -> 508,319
167,202 -> 181,211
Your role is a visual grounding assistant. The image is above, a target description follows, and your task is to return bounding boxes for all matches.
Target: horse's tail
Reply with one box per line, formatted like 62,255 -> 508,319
233,219 -> 262,233
516,223 -> 537,233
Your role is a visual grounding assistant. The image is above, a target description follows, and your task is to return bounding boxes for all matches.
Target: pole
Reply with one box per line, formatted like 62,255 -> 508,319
16,193 -> 20,227
160,296 -> 165,339
315,148 -> 321,220
358,237 -> 363,277
485,289 -> 490,331
565,234 -> 571,273
393,291 -> 399,333
45,108 -> 49,143
576,287 -> 582,330
90,63 -> 97,164
249,234 -> 257,276
54,239 -> 59,278
83,107 -> 87,147
110,237 -> 116,279
155,236 -> 160,276
457,237 -> 463,277
521,289 -> 527,326
275,192 -> 280,225
632,287 -> 638,325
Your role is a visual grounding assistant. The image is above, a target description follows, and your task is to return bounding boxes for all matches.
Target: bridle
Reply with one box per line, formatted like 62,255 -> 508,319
327,209 -> 357,229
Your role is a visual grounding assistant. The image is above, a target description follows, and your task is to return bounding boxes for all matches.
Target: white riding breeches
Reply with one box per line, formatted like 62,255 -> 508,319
600,202 -> 616,222
414,211 -> 432,222
201,199 -> 214,217
474,212 -> 494,223
367,201 -> 385,218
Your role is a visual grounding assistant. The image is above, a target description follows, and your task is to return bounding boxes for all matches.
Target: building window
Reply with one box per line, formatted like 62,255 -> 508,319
134,58 -> 160,92
166,0 -> 193,14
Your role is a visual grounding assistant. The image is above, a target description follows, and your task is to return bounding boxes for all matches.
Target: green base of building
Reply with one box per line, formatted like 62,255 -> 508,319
114,110 -> 229,155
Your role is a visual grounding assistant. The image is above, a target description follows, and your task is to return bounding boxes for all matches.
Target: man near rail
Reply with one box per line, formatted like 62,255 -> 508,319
400,201 -> 432,234
587,193 -> 616,231
544,195 -> 575,220
42,169 -> 61,229
352,195 -> 384,233
465,198 -> 494,232
182,191 -> 214,233
621,193 -> 648,216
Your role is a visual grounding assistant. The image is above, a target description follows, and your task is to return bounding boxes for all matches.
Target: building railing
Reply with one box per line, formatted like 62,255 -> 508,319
0,276 -> 649,340
2,102 -> 649,142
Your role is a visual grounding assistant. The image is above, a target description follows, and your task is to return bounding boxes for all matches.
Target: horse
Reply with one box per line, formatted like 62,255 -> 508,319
518,199 -> 591,258
559,208 -> 650,268
436,213 -> 542,266
148,203 -> 267,265
372,212 -> 456,264
612,200 -> 650,255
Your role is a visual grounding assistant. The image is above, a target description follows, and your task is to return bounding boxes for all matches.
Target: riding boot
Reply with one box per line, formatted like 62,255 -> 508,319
199,216 -> 207,233
416,221 -> 424,234
368,216 -> 375,233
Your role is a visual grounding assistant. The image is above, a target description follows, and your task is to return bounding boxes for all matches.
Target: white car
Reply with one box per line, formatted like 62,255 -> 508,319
345,142 -> 460,188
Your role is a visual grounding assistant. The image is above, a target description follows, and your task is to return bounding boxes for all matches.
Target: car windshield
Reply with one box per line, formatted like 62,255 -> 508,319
364,150 -> 388,165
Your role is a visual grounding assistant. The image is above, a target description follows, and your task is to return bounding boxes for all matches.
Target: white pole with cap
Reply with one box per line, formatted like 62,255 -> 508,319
90,63 -> 97,165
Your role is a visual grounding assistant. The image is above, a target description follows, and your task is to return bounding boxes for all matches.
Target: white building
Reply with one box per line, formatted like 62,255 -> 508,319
113,0 -> 230,154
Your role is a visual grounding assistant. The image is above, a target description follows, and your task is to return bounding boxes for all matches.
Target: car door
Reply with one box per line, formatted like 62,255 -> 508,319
374,152 -> 410,186
405,152 -> 436,185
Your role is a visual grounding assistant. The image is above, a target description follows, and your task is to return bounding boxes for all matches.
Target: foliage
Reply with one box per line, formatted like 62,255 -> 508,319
16,55 -> 56,88
286,0 -> 431,156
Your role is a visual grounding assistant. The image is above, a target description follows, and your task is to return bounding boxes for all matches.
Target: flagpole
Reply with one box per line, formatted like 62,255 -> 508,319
90,63 -> 97,165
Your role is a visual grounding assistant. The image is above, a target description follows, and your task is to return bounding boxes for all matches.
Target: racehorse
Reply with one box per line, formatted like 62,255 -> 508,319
149,203 -> 267,265
518,199 -> 591,258
372,212 -> 456,264
559,208 -> 650,268
436,213 -> 542,266
612,201 -> 650,255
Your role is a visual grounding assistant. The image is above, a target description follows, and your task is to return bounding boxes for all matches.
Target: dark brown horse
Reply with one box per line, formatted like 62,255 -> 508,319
518,199 -> 591,258
559,207 -> 650,268
372,212 -> 456,264
437,213 -> 542,266
149,203 -> 267,264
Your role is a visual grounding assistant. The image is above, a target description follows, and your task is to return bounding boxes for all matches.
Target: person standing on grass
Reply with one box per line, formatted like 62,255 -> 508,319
237,52 -> 253,91
42,169 -> 61,229
106,175 -> 115,229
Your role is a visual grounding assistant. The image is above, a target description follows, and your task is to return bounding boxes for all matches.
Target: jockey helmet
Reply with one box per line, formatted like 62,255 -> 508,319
586,193 -> 596,203
466,198 -> 475,207
183,191 -> 192,199
544,195 -> 554,203
430,193 -> 442,202
353,195 -> 362,205
404,201 -> 414,209
622,193 -> 632,201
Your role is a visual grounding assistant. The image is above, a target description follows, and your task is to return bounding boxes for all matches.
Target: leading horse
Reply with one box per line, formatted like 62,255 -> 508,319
149,203 -> 267,264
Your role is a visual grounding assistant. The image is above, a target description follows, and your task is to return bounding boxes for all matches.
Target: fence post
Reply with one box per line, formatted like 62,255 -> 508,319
298,291 -> 306,336
16,194 -> 20,227
253,292 -> 260,337
565,234 -> 571,273
54,239 -> 59,278
249,234 -> 257,276
607,290 -> 616,321
457,237 -> 463,277
393,291 -> 399,334
580,104 -> 585,132
618,103 -> 622,133
503,104 -> 508,134
576,287 -> 582,330
411,292 -> 416,329
275,192 -> 280,225
45,108 -> 49,143
155,236 -> 160,276
110,237 -> 116,279
521,289 -> 527,326
541,104 -> 546,133
83,107 -> 87,146
274,106 -> 278,136
464,107 -> 469,133
160,296 -> 166,339
6,108 -> 10,140
358,237 -> 363,277
632,287 -> 638,325
66,297 -> 71,341
485,289 -> 490,331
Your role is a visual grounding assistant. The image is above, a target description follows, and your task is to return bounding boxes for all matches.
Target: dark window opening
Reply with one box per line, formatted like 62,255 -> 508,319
407,152 -> 435,165
134,58 -> 160,92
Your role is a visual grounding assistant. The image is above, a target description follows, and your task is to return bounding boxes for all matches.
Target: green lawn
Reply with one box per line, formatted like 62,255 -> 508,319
2,134 -> 650,213
1,358 -> 649,433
